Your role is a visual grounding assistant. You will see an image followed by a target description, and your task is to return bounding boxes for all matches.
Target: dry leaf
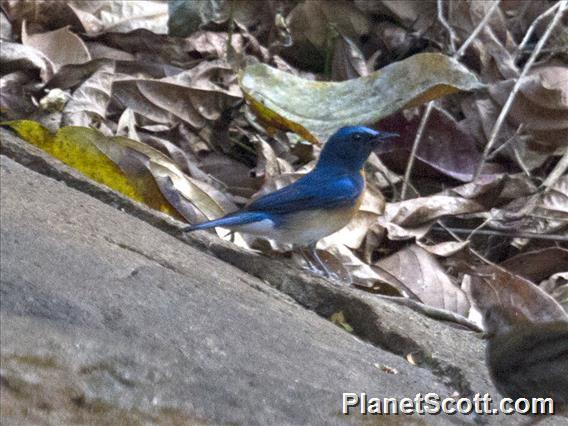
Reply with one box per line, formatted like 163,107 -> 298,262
375,245 -> 471,316
22,23 -> 91,71
240,52 -> 483,142
464,264 -> 568,335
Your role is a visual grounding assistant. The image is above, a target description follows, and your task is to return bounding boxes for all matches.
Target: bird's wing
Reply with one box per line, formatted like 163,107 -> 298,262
247,172 -> 364,214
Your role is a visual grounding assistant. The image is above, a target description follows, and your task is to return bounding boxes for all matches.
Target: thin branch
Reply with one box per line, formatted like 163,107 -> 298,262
473,0 -> 567,181
375,295 -> 483,332
432,226 -> 568,242
435,220 -> 499,267
437,0 -> 457,54
455,0 -> 502,58
401,102 -> 433,200
401,0 -> 502,200
541,147 -> 568,193
487,124 -> 524,159
466,216 -> 494,242
511,143 -> 532,177
515,1 -> 562,62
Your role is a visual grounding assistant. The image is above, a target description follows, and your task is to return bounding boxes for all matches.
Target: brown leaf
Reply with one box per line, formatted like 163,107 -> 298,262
500,248 -> 568,283
0,40 -> 54,82
488,175 -> 568,235
355,0 -> 436,33
416,240 -> 470,257
464,264 -> 568,335
520,65 -> 568,110
375,245 -> 470,316
184,31 -> 246,59
287,0 -> 369,50
199,152 -> 261,199
22,24 -> 91,72
67,0 -> 168,36
115,60 -> 241,128
331,34 -> 368,81
62,61 -> 117,129
489,66 -> 568,150
377,107 -> 494,182
383,195 -> 484,228
0,72 -> 36,119
540,272 -> 568,313
94,29 -> 192,67
1,0 -> 83,33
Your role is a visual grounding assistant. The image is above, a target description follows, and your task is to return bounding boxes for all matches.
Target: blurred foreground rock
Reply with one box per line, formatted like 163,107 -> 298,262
1,130 -> 561,424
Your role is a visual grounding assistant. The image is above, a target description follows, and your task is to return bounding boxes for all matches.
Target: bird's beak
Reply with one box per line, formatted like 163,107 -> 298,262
372,131 -> 399,155
378,131 -> 399,140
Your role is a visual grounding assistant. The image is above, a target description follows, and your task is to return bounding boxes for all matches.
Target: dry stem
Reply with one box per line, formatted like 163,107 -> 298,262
401,0 -> 502,199
473,0 -> 567,181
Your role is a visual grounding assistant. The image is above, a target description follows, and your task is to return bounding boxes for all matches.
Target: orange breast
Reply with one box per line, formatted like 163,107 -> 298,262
275,189 -> 364,246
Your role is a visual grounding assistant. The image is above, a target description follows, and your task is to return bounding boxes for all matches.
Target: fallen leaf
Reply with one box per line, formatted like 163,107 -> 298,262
382,195 -> 484,228
22,23 -> 91,71
540,272 -> 568,313
2,120 -> 176,216
68,0 -> 168,36
488,176 -> 568,235
489,66 -> 568,150
464,264 -> 568,335
0,40 -> 54,82
0,71 -> 36,119
113,60 -> 242,129
416,240 -> 470,257
62,61 -> 117,128
377,106 -> 493,182
240,52 -> 483,143
2,121 -> 236,225
500,248 -> 568,283
331,34 -> 368,81
375,244 -> 471,316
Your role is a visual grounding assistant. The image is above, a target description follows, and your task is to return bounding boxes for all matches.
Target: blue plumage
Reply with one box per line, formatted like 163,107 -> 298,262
184,125 -> 398,276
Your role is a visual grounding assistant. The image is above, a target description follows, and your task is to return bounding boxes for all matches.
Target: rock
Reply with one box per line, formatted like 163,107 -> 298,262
3,129 -> 556,424
0,155 -> 451,424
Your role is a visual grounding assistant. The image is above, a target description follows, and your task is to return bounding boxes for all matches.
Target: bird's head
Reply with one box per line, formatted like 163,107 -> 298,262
317,126 -> 398,172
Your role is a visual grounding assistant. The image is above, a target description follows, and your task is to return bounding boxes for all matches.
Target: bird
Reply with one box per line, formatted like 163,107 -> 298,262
184,126 -> 398,277
485,307 -> 568,416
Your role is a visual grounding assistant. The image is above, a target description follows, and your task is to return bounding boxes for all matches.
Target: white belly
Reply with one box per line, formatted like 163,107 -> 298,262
232,208 -> 354,246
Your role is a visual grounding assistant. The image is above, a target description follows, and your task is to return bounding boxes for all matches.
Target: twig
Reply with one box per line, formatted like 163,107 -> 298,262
473,0 -> 567,181
540,147 -> 568,193
432,226 -> 568,242
226,0 -> 236,60
487,124 -> 524,159
511,143 -> 532,177
375,295 -> 483,332
401,0 -> 502,199
435,220 -> 498,267
437,0 -> 457,54
455,0 -> 503,58
515,1 -> 562,62
401,102 -> 433,200
466,216 -> 493,242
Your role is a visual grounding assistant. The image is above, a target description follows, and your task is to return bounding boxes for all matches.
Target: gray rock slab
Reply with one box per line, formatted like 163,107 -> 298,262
3,130 -> 560,424
1,154 -> 461,424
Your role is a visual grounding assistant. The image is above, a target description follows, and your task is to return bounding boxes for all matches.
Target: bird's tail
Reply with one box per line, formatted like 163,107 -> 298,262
184,211 -> 268,232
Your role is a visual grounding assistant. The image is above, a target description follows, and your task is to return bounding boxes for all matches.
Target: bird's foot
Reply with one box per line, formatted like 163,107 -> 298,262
297,246 -> 346,284
301,262 -> 340,281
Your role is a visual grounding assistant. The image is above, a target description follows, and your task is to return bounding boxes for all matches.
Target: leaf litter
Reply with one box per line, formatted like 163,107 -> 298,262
1,0 -> 567,335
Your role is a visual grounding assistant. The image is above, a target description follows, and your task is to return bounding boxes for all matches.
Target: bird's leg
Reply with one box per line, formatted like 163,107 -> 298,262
306,242 -> 333,278
298,246 -> 318,272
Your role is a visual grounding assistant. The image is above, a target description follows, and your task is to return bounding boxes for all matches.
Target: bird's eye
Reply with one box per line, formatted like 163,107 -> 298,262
353,134 -> 362,142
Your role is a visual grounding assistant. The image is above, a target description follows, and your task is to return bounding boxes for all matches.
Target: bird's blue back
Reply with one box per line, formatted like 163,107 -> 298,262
246,166 -> 364,218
